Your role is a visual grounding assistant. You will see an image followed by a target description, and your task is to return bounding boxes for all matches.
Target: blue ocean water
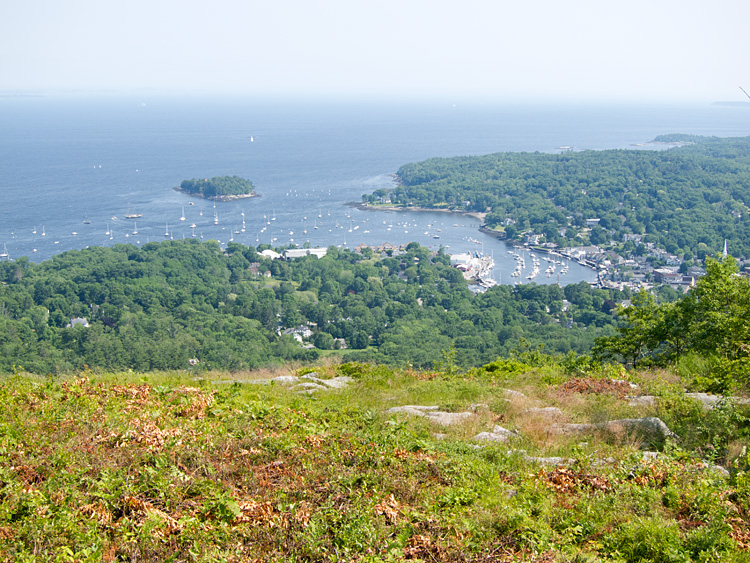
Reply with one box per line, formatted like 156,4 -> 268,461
1,96 -> 748,284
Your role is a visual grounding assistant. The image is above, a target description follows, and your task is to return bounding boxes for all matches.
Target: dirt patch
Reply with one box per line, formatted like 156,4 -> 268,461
558,377 -> 634,398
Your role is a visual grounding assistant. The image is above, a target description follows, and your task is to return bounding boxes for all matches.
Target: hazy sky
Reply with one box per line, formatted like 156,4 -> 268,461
2,0 -> 749,102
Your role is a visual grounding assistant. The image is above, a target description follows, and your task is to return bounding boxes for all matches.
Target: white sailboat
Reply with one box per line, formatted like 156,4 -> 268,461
41,225 -> 46,236
164,222 -> 170,237
125,206 -> 142,219
105,223 -> 111,236
0,244 -> 8,259
180,207 -> 186,221
132,222 -> 138,235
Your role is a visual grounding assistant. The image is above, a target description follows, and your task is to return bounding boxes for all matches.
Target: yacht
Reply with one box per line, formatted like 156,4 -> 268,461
125,206 -> 142,219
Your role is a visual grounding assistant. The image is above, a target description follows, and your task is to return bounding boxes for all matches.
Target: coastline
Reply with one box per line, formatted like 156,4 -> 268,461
347,201 -> 488,222
348,202 -> 606,279
173,187 -> 259,202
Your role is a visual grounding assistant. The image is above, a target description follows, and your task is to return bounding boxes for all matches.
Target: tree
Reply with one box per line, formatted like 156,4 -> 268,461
592,290 -> 660,368
594,256 -> 750,389
313,331 -> 334,350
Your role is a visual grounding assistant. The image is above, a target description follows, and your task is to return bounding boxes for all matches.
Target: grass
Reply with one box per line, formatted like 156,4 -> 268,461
1,362 -> 749,562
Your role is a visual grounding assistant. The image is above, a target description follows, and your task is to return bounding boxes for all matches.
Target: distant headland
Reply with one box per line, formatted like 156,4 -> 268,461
175,175 -> 257,201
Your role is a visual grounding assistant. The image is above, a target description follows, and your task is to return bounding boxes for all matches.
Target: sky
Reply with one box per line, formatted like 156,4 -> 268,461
2,0 -> 749,103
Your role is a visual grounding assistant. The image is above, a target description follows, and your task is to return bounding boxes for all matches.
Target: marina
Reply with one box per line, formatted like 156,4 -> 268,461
2,98 -> 745,285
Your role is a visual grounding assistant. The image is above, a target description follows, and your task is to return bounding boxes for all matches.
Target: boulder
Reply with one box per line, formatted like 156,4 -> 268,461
627,395 -> 656,408
473,425 -> 518,443
424,411 -> 475,426
386,405 -> 439,416
502,389 -> 527,400
320,376 -> 354,389
387,405 -> 475,427
551,417 -> 675,448
525,407 -> 564,418
271,375 -> 300,385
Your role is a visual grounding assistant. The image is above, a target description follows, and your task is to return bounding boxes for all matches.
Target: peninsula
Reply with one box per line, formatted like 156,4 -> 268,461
175,175 -> 257,201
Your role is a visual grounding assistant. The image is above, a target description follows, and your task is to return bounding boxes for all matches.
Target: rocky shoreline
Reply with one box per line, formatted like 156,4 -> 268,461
347,201 -> 487,222
173,187 -> 259,202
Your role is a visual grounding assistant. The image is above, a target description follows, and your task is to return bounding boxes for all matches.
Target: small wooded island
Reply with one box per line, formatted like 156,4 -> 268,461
175,175 -> 257,201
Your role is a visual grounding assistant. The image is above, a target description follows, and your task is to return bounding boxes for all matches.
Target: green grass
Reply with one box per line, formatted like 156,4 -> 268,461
1,362 -> 749,562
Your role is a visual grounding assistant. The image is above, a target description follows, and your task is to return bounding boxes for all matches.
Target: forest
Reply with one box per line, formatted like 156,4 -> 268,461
0,240 -> 626,375
178,175 -> 255,198
593,256 -> 750,392
363,135 -> 750,261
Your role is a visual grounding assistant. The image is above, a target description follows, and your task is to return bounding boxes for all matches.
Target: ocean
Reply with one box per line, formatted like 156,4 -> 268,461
1,95 -> 748,284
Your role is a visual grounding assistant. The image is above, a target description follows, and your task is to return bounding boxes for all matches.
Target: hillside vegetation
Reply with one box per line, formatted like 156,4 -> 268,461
0,240 -> 624,375
2,360 -> 750,562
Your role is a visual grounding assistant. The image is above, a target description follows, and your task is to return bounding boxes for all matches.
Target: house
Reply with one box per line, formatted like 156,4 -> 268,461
260,249 -> 281,260
67,317 -> 90,328
653,268 -> 681,284
281,326 -> 313,343
283,248 -> 328,259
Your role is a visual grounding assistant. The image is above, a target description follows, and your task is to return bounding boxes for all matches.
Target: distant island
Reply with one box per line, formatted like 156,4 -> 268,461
175,175 -> 257,201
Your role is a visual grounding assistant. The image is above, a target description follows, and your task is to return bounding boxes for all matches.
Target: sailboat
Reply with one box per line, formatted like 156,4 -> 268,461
164,223 -> 170,237
32,226 -> 37,235
125,206 -> 142,219
132,222 -> 138,235
180,207 -> 186,221
41,226 -> 46,236
83,214 -> 91,224
105,223 -> 111,236
0,244 -> 8,259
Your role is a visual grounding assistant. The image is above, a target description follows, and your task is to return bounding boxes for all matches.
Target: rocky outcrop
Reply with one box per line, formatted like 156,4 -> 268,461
213,373 -> 353,394
551,417 -> 675,447
473,425 -> 518,443
386,405 -> 475,426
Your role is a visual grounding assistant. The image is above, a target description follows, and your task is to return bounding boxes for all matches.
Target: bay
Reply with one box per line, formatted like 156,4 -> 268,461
1,96 -> 748,285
